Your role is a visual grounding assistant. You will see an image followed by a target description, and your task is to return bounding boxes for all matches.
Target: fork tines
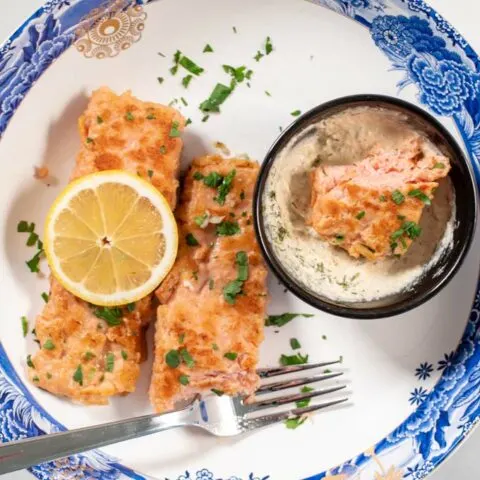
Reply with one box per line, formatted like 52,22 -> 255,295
240,359 -> 348,428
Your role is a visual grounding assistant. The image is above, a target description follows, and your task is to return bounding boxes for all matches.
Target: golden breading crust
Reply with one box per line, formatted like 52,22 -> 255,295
28,87 -> 184,404
150,156 -> 268,413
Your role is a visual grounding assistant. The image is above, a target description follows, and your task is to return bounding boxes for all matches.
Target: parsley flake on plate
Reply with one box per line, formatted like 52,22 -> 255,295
224,352 -> 238,361
179,374 -> 190,385
203,44 -> 214,53
285,416 -> 307,429
265,313 -> 314,327
200,83 -> 232,113
169,120 -> 181,137
280,353 -> 309,365
43,339 -> 55,350
21,316 -> 28,337
290,338 -> 301,350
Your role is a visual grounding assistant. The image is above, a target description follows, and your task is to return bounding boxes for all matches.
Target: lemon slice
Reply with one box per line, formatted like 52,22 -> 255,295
44,170 -> 178,306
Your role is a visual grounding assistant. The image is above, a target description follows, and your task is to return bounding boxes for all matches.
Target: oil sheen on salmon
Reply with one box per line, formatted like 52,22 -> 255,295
263,107 -> 455,303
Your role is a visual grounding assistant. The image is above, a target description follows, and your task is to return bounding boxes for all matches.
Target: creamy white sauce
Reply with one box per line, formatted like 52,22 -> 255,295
263,107 -> 455,303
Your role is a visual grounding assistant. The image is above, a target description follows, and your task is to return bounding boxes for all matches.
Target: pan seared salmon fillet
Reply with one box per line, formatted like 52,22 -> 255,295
308,137 -> 451,260
28,87 -> 184,404
150,156 -> 268,413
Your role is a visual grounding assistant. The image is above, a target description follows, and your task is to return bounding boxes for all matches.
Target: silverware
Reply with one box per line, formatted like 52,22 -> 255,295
0,359 -> 347,474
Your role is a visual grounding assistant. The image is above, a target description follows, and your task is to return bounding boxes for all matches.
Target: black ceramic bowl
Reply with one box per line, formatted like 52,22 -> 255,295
254,94 -> 478,319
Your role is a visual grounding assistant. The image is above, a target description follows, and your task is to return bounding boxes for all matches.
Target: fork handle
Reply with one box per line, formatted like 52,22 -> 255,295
0,403 -> 195,474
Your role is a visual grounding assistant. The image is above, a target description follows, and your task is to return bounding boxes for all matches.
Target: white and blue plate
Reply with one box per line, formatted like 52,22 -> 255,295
0,1 -> 479,479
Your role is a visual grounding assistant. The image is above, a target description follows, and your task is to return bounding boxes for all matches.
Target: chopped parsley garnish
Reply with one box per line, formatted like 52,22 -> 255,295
126,302 -> 136,313
147,169 -> 154,178
26,355 -> 34,368
202,115 -> 210,122
159,145 -> 167,154
296,386 -> 314,408
26,231 -> 38,247
433,162 -> 445,169
390,220 -> 422,251
166,350 -> 181,368
179,374 -> 190,385
105,353 -> 115,372
335,234 -> 345,242
192,270 -> 198,281
290,110 -> 301,117
214,169 -> 236,205
43,339 -> 55,350
147,113 -> 156,120
86,137 -> 94,144
125,111 -> 134,121
46,372 -> 52,379
211,388 -> 224,396
265,313 -> 314,327
181,97 -> 188,106
265,90 -> 272,97
212,343 -> 219,350
157,77 -> 164,84
186,233 -> 200,246
379,195 -> 387,202
179,333 -> 185,344
322,335 -> 327,340
185,118 -> 192,126
254,50 -> 264,62
21,316 -> 28,337
223,65 -> 253,85
280,353 -> 309,365
93,307 -> 123,326
224,352 -> 238,361
209,279 -> 215,290
182,74 -> 193,88
285,417 -> 307,429
41,292 -> 49,303
169,120 -> 181,137
32,376 -> 39,383
200,83 -> 232,113
391,190 -> 405,205
265,36 -> 273,55
195,213 -> 208,227
223,279 -> 243,305
180,347 -> 195,368
356,211 -> 366,220
17,221 -> 34,233
193,171 -> 204,181
121,350 -> 128,360
84,351 -> 95,361
26,249 -> 43,273
236,251 -> 248,281
96,115 -> 103,124
203,171 -> 223,188
203,44 -> 214,53
232,26 -> 237,33
408,189 -> 431,205
73,365 -> 83,386
216,221 -> 240,236
290,338 -> 301,350
240,190 -> 245,200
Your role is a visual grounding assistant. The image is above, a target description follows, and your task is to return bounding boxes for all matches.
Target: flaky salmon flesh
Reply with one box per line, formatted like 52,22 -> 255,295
28,87 -> 184,404
150,156 -> 268,413
308,136 -> 451,260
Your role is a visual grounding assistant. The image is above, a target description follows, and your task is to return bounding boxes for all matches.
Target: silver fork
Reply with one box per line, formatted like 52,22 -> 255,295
0,360 -> 347,474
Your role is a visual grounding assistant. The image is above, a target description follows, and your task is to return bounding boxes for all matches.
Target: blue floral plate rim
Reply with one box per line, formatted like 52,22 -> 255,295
0,1 -> 479,479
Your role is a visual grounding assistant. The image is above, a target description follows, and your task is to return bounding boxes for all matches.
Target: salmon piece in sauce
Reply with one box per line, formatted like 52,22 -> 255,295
150,156 -> 268,413
308,137 -> 451,260
28,87 -> 184,404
